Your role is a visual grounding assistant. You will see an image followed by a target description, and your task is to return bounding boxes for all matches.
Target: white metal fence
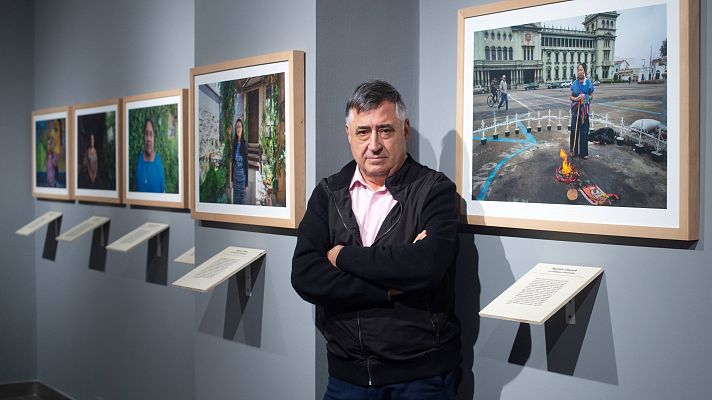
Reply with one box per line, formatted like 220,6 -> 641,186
474,109 -> 667,154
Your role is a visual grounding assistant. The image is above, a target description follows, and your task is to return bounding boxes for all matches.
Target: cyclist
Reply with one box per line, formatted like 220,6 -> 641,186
490,78 -> 499,103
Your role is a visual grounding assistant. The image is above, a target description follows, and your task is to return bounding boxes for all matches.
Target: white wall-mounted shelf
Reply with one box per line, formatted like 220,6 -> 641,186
15,211 -> 62,236
172,246 -> 265,293
479,263 -> 603,325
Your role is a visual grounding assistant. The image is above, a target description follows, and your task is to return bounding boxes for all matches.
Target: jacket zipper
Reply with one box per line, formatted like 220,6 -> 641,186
372,203 -> 403,245
329,182 -> 397,386
425,296 -> 440,345
326,185 -> 362,246
356,312 -> 373,386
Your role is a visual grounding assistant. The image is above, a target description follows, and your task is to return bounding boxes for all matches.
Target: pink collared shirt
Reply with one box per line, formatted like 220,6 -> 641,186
350,167 -> 398,247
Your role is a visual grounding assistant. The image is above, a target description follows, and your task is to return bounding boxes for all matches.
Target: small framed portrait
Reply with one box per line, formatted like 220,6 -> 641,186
32,106 -> 71,200
72,99 -> 121,203
456,0 -> 699,240
122,89 -> 188,208
190,50 -> 305,228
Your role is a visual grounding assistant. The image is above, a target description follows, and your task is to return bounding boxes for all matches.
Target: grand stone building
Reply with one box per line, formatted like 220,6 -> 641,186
473,12 -> 618,87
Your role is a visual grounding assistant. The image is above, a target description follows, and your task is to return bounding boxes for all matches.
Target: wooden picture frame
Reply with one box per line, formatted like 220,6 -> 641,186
32,106 -> 72,200
122,89 -> 189,208
72,98 -> 122,204
456,0 -> 699,240
190,50 -> 305,228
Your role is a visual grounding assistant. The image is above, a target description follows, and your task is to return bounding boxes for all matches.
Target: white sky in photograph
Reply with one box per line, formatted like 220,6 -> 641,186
544,4 -> 667,67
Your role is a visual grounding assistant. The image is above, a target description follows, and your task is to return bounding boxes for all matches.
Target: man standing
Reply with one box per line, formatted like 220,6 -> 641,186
292,80 -> 461,399
498,74 -> 508,111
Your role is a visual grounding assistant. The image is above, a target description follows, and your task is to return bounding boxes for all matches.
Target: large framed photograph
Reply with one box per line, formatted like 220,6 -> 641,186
190,50 -> 305,228
122,89 -> 188,208
32,106 -> 72,200
73,99 -> 122,203
456,0 -> 699,240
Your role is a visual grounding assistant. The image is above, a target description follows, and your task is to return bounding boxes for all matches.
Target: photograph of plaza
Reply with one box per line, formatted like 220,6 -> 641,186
468,4 -> 669,209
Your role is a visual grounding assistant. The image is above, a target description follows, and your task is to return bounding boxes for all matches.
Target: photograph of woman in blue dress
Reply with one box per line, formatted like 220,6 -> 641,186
136,118 -> 166,192
230,118 -> 248,204
569,62 -> 595,159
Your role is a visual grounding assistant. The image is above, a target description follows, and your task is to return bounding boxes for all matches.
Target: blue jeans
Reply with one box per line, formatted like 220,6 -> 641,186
498,92 -> 508,110
323,372 -> 455,400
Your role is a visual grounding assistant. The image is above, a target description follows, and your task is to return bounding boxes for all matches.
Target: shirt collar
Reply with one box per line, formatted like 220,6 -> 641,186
350,166 -> 387,192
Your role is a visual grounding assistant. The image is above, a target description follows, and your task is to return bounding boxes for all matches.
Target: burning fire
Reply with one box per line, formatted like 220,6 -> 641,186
559,148 -> 572,176
556,148 -> 578,184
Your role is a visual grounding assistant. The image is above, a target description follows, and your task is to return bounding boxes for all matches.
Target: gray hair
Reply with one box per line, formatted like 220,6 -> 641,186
345,80 -> 408,124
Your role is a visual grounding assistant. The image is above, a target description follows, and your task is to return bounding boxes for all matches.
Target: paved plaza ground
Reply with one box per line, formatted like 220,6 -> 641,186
470,83 -> 667,207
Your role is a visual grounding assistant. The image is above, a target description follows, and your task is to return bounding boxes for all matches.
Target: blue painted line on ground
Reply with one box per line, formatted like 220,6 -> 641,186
515,121 -> 536,143
475,120 -> 538,200
488,137 -> 526,143
477,143 -> 535,200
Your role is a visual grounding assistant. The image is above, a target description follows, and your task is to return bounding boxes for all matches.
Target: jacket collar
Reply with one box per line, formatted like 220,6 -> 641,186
327,154 -> 418,193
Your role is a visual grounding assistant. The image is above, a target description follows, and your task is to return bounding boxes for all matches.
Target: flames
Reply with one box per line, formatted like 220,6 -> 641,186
559,148 -> 572,176
555,148 -> 578,184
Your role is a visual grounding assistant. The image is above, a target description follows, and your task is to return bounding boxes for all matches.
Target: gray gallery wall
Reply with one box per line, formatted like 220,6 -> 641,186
193,0 -> 318,399
31,0 -> 197,399
419,1 -> 712,399
1,0 -> 711,399
315,0 -> 420,180
0,0 -> 37,384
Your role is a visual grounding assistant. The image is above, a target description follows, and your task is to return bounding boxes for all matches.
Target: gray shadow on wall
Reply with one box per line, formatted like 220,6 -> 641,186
544,275 -> 601,373
440,129 -> 530,400
503,274 -> 618,384
198,257 -> 266,347
544,274 -> 618,383
459,229 -> 529,400
407,126 -> 420,163
453,232 -> 479,400
88,221 -> 110,271
434,129 -> 485,400
145,229 -> 169,285
42,216 -> 62,260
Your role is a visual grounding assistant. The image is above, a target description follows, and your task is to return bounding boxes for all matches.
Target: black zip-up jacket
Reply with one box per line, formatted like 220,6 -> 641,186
291,156 -> 461,387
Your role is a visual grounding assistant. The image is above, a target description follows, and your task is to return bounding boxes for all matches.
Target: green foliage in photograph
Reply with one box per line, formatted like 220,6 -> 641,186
101,112 -> 116,189
199,163 -> 227,203
259,78 -> 285,192
243,98 -> 250,144
219,81 -> 236,198
199,81 -> 236,203
128,104 -> 180,193
35,121 -> 49,172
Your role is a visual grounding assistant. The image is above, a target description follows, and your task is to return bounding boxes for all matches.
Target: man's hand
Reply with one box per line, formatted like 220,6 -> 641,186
413,230 -> 427,243
327,244 -> 344,268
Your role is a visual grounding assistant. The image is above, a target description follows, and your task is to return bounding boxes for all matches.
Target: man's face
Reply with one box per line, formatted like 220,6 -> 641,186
144,121 -> 155,155
346,101 -> 409,187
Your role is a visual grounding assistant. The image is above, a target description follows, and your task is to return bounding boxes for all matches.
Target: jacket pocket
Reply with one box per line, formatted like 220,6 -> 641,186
425,295 -> 441,346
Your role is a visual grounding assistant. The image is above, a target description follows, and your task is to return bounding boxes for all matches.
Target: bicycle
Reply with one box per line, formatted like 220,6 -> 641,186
487,90 -> 499,107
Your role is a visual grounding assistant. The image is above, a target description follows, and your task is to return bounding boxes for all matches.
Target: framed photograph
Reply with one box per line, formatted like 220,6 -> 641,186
456,0 -> 699,240
190,50 -> 305,228
32,106 -> 72,200
122,89 -> 188,208
72,99 -> 122,203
